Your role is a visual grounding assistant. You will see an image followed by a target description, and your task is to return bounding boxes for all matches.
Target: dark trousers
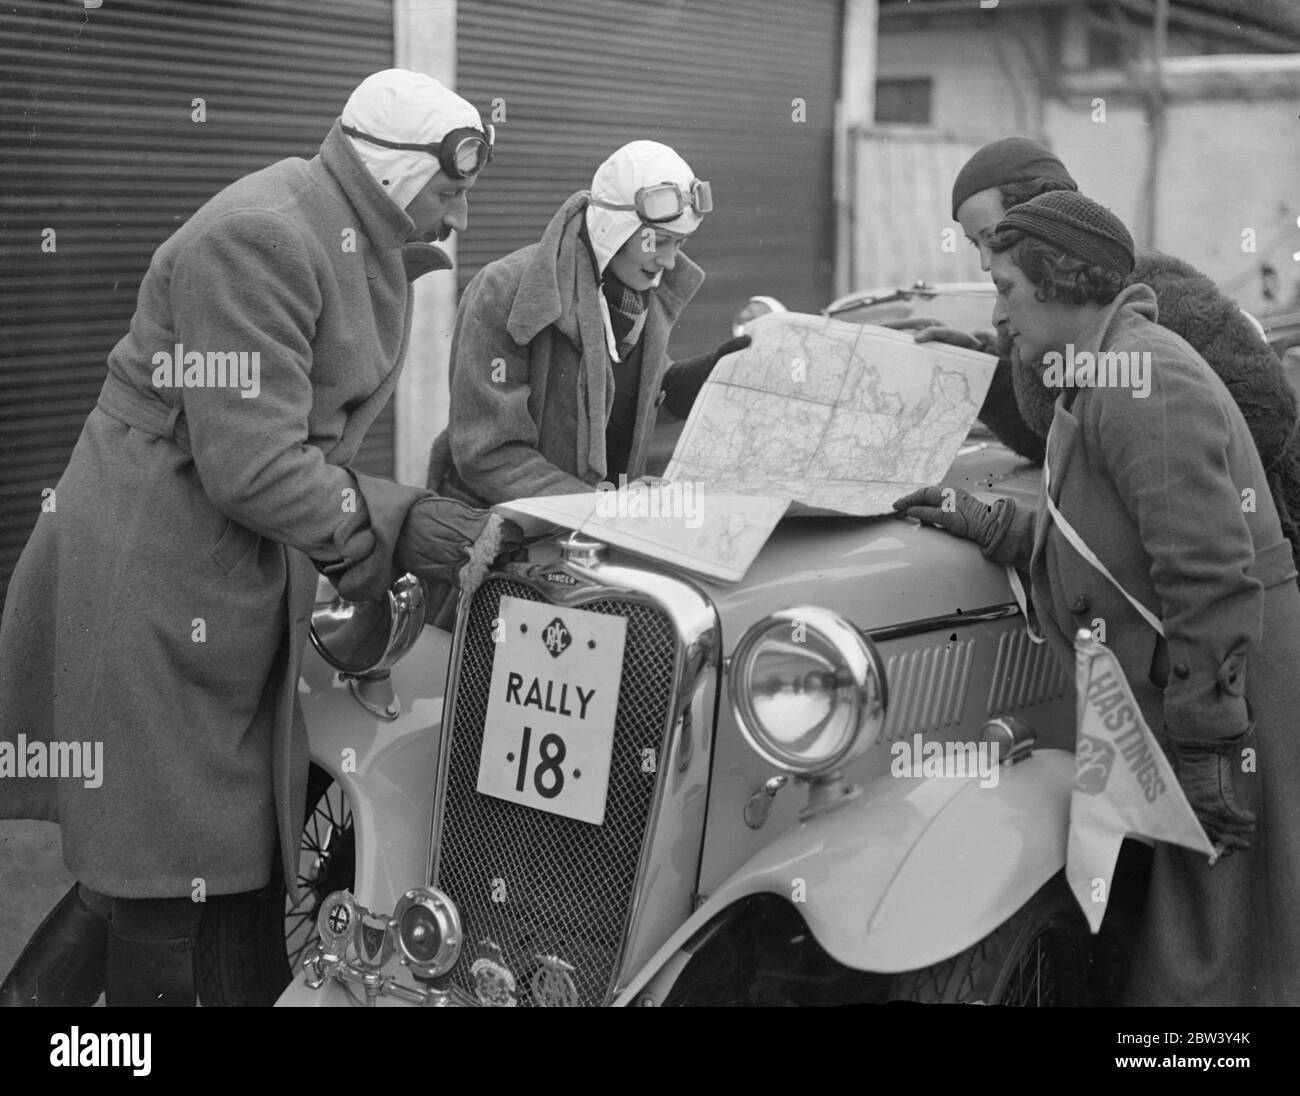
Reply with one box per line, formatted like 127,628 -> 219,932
3,883 -> 219,1007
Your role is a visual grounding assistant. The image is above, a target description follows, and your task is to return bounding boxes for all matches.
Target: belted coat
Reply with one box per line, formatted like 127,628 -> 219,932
0,122 -> 482,901
990,283 -> 1300,1005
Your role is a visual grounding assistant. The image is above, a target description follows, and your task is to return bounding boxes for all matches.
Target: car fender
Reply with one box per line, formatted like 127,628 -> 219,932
615,747 -> 1073,1004
276,633 -> 451,1009
296,626 -> 453,917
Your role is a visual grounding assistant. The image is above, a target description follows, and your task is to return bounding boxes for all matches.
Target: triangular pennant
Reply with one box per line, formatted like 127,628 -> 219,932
1066,629 -> 1215,932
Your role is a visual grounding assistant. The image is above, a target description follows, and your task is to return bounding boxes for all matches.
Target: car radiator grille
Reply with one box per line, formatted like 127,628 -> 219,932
434,577 -> 678,1006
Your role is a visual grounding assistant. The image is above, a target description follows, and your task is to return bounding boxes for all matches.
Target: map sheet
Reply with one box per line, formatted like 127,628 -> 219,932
495,487 -> 788,584
663,311 -> 998,516
497,312 -> 996,583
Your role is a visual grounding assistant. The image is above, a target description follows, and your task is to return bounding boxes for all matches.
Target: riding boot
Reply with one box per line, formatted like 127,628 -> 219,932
105,896 -> 200,1007
0,883 -> 111,1007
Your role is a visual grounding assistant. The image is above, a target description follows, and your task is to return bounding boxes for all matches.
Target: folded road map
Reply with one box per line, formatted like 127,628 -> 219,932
497,312 -> 997,583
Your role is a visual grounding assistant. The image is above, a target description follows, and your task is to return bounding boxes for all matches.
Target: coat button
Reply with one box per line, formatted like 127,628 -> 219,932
1070,595 -> 1090,615
1173,663 -> 1190,679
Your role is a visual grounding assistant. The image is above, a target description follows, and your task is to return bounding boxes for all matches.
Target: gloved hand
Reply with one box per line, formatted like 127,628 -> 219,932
457,512 -> 525,600
1163,726 -> 1256,857
394,496 -> 523,588
710,333 -> 753,360
662,334 -> 752,418
892,485 -> 1016,559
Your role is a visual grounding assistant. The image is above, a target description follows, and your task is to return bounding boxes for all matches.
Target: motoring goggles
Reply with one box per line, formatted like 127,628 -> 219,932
589,179 -> 713,224
341,122 -> 495,179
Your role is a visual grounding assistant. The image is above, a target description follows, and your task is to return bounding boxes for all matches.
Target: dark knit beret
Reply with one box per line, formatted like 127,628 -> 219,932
995,190 -> 1135,276
951,137 -> 1077,220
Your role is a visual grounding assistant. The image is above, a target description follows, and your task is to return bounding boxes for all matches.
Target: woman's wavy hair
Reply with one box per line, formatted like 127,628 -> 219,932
987,227 -> 1129,307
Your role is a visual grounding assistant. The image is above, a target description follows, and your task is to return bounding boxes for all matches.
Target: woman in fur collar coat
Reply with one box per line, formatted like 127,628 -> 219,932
897,191 -> 1300,1006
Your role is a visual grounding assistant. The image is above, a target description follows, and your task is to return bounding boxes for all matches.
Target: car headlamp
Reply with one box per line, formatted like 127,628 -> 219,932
310,572 -> 427,678
729,607 -> 886,777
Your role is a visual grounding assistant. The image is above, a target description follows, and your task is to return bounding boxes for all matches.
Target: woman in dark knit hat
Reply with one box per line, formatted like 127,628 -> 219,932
897,190 -> 1300,1006
919,137 -> 1300,576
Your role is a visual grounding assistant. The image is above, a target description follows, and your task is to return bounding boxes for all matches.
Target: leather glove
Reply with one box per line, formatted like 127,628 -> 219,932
705,333 -> 752,363
394,496 -> 523,588
1163,726 -> 1256,857
662,334 -> 752,418
892,485 -> 1016,559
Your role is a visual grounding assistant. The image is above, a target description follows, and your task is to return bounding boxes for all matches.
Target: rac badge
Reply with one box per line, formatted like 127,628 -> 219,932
1075,734 -> 1116,796
531,955 -> 579,1007
542,617 -> 572,658
471,941 -> 518,1008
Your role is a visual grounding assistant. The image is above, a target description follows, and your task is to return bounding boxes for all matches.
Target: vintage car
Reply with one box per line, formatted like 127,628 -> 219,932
201,284 -> 1151,1007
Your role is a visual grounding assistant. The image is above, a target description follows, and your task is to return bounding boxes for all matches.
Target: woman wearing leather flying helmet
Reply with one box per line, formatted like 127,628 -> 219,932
427,140 -> 748,515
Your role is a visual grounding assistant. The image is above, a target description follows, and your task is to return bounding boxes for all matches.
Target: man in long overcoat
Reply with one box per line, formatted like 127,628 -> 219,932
0,69 -> 510,1006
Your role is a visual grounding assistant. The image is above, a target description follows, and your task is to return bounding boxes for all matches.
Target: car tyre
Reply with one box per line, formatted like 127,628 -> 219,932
888,873 -> 1091,1006
195,764 -> 355,1006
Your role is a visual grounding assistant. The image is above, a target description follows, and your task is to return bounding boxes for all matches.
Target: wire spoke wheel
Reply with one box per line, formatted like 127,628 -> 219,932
997,921 -> 1073,1006
889,874 -> 1092,1006
284,771 -> 355,972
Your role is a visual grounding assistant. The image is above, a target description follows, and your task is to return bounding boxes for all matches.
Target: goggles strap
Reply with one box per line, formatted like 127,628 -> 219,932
341,123 -> 492,179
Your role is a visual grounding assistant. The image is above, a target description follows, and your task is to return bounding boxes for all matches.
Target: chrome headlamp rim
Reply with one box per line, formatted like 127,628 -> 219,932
309,572 -> 427,677
728,606 -> 886,777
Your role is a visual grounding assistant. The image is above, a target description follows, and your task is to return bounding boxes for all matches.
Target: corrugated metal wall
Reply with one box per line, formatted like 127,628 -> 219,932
0,0 -> 394,604
454,0 -> 841,358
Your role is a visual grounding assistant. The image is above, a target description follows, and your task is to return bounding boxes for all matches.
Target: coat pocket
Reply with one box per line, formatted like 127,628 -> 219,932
208,517 -> 260,575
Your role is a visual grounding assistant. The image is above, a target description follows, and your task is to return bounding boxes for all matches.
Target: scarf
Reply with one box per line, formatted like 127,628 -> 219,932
601,274 -> 647,363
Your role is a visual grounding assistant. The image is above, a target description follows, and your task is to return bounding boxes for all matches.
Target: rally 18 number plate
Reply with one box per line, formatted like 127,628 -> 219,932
477,596 -> 627,825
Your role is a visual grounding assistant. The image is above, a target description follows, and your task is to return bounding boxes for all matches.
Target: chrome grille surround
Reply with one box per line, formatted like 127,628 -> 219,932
429,551 -> 719,1006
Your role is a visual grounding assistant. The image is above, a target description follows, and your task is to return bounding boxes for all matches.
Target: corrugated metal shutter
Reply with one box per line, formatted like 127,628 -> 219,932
0,0 -> 394,604
454,0 -> 841,358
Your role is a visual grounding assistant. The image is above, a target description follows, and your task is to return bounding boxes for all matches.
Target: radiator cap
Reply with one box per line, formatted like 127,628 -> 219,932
558,532 -> 607,567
